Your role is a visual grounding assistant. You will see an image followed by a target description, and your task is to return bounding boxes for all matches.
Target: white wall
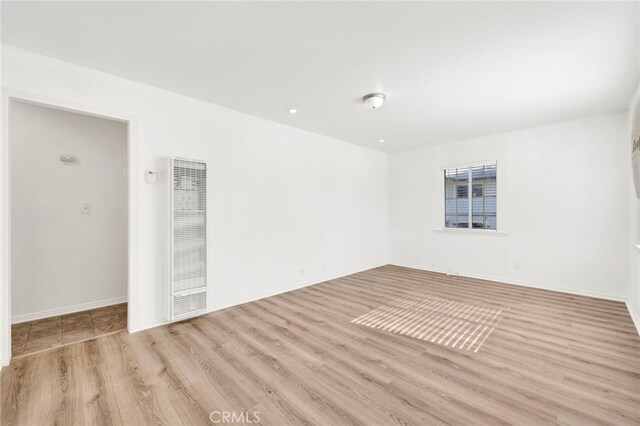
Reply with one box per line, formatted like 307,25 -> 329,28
389,112 -> 630,300
0,46 -> 388,364
0,3 -> 8,366
10,101 -> 127,321
627,84 -> 640,330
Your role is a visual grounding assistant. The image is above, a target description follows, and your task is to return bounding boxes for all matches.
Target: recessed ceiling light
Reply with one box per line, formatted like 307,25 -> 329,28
288,108 -> 297,114
379,139 -> 385,143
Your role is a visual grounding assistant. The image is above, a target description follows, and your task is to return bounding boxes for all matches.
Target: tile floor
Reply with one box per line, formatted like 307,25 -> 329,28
11,303 -> 127,358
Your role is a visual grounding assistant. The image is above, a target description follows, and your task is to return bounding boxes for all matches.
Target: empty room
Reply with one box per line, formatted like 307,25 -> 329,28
0,2 -> 638,426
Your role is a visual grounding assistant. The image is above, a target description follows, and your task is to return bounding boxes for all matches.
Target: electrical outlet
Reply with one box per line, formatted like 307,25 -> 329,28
81,203 -> 91,214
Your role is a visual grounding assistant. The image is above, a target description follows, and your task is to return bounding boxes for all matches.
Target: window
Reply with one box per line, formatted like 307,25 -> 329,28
444,162 -> 497,230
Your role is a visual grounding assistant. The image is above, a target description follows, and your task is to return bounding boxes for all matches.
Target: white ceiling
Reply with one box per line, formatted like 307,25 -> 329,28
2,1 -> 638,152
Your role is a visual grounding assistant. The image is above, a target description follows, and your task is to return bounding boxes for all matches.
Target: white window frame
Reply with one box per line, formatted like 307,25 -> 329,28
439,160 -> 502,235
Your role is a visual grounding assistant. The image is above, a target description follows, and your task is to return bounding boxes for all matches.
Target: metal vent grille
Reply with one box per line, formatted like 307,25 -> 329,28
173,291 -> 207,317
167,158 -> 207,320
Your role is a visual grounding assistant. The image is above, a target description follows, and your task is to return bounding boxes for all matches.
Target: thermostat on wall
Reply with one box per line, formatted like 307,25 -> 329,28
145,170 -> 158,184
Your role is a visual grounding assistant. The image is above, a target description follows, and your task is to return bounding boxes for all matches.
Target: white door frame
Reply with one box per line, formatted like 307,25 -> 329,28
1,87 -> 139,366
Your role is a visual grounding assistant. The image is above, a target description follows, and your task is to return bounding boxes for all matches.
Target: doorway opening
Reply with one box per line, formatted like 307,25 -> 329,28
8,99 -> 129,359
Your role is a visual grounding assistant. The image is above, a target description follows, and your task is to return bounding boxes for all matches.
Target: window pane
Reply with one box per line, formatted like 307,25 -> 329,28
444,167 -> 469,228
471,164 -> 497,230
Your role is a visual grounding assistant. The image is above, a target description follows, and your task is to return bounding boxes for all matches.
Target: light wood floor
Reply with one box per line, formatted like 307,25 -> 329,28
2,265 -> 639,425
11,303 -> 127,358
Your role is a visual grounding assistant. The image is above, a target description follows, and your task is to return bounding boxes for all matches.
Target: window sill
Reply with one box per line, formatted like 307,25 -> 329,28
433,228 -> 509,237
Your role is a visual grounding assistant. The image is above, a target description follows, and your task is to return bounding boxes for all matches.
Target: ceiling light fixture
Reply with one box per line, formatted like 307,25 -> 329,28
363,93 -> 386,109
288,108 -> 297,114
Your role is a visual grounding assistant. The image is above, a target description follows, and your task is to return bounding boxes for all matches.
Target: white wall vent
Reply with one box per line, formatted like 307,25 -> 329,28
166,157 -> 207,321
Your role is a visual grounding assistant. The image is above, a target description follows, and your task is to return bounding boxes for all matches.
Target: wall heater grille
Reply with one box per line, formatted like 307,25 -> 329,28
166,157 -> 207,320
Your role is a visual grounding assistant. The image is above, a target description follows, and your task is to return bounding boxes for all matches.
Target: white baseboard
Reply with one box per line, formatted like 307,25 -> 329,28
130,263 -> 387,334
392,262 -> 628,302
11,296 -> 127,324
391,263 -> 640,336
626,301 -> 640,335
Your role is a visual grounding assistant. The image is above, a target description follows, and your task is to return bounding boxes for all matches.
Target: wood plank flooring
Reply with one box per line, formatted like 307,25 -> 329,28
1,265 -> 639,425
10,303 -> 127,358
351,294 -> 506,352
